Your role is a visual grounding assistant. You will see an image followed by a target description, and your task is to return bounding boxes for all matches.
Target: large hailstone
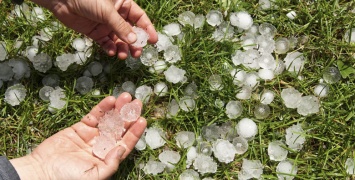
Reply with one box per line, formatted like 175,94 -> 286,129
140,46 -> 158,66
193,154 -> 217,175
159,150 -> 181,170
206,10 -> 223,27
283,51 -> 305,74
179,169 -> 200,180
178,96 -> 196,112
8,58 -> 30,80
268,141 -> 288,161
55,53 -> 75,71
281,87 -> 302,109
239,158 -> 264,180
163,23 -> 182,36
276,160 -> 298,180
175,131 -> 195,148
142,160 -> 166,175
313,83 -> 329,98
155,32 -> 174,52
132,26 -> 150,48
5,84 -> 27,106
164,65 -> 186,84
145,127 -> 166,149
225,100 -> 243,119
236,118 -> 258,140
230,11 -> 253,30
75,76 -> 94,95
32,53 -> 53,73
285,124 -> 306,151
178,11 -> 195,27
48,87 -> 67,113
296,95 -> 320,116
212,139 -> 237,163
135,85 -> 153,104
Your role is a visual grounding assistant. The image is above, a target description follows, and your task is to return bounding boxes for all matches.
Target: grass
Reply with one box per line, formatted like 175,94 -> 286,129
1,0 -> 355,179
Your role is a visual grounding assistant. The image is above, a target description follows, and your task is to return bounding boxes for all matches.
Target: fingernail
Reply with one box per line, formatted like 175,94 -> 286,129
115,146 -> 126,159
127,32 -> 137,44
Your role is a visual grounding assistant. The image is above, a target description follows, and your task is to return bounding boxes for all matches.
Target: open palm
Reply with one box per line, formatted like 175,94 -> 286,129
27,93 -> 146,179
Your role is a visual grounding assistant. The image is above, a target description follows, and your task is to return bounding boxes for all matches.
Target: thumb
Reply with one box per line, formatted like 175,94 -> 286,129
105,7 -> 137,44
104,145 -> 126,171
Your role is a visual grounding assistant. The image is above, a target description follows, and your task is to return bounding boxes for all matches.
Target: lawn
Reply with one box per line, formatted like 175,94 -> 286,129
1,0 -> 355,179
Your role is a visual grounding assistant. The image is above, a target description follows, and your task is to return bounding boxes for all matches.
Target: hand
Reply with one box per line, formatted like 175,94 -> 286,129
31,0 -> 158,59
10,93 -> 147,180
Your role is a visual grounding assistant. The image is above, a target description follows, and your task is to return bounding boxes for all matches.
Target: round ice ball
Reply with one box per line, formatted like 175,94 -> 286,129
39,86 -> 54,101
276,160 -> 298,180
313,83 -> 329,97
122,81 -> 136,95
232,137 -> 248,154
5,84 -> 27,106
75,76 -> 94,95
132,26 -> 150,47
236,118 -> 258,140
178,11 -> 195,27
225,100 -> 243,119
254,103 -> 270,119
268,141 -> 288,161
179,96 -> 196,112
206,10 -> 223,27
259,23 -> 277,38
274,38 -> 290,54
72,37 -> 86,52
322,67 -> 341,84
260,89 -> 274,104
230,11 -> 253,30
153,60 -> 167,74
154,82 -> 168,97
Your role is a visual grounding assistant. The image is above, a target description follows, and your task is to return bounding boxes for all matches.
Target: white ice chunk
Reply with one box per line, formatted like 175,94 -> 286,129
275,38 -> 290,54
258,54 -> 276,70
32,53 -> 52,73
202,124 -> 221,142
179,96 -> 196,112
193,154 -> 217,175
212,139 -> 236,163
8,58 -> 30,80
284,51 -> 305,74
5,84 -> 27,106
258,69 -> 274,80
178,11 -> 195,27
75,76 -> 94,95
281,87 -> 302,109
39,86 -> 54,101
72,37 -> 86,52
287,11 -> 297,20
163,23 -> 182,36
225,100 -> 243,119
236,118 -> 258,140
143,160 -> 166,175
285,124 -> 306,151
276,160 -> 298,180
25,46 -> 38,62
236,86 -> 252,100
206,10 -> 223,27
194,14 -> 205,29
179,169 -> 200,180
186,146 -> 198,168
140,46 -> 159,66
55,53 -> 75,71
345,158 -> 355,175
120,102 -> 141,122
135,85 -> 152,104
48,86 -> 67,113
132,26 -> 150,47
260,89 -> 274,104
230,11 -> 253,30
145,127 -> 166,149
175,131 -> 195,148
164,65 -> 186,84
159,150 -> 181,166
135,136 -> 146,151
153,60 -> 167,74
154,82 -> 168,97
296,95 -> 320,116
239,158 -> 263,180
313,83 -> 329,97
155,32 -> 174,52
268,141 -> 288,161
164,45 -> 181,63
259,23 -> 277,38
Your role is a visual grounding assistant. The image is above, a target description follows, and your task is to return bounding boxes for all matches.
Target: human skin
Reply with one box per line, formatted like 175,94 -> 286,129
10,93 -> 147,179
30,0 -> 158,59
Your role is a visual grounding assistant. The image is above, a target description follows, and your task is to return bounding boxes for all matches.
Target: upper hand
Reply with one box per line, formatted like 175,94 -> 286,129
32,0 -> 158,59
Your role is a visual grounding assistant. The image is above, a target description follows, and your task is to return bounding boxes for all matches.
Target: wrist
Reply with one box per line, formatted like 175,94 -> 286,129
10,154 -> 48,180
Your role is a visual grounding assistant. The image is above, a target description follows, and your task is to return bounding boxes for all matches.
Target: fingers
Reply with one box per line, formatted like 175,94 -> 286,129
71,122 -> 99,144
120,1 -> 158,44
120,117 -> 147,159
106,8 -> 137,44
114,92 -> 133,110
81,96 -> 117,127
103,145 -> 126,174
